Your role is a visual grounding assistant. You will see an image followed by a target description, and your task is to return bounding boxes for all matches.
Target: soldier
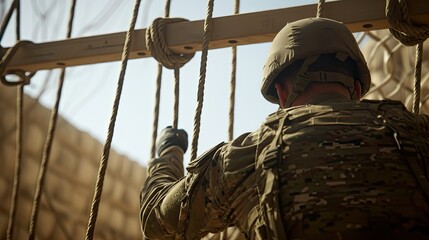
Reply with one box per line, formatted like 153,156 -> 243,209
140,18 -> 429,239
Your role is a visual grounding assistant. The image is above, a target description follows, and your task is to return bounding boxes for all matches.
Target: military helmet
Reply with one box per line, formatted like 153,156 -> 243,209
261,18 -> 371,105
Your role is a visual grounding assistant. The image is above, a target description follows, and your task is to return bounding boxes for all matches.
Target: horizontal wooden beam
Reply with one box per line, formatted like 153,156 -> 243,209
2,0 -> 429,73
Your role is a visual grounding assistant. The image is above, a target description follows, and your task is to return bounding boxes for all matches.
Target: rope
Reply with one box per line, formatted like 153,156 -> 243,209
146,18 -> 194,70
149,0 -> 176,159
413,43 -> 423,114
28,1 -> 77,239
6,1 -> 22,239
317,0 -> 326,18
85,0 -> 141,238
190,0 -> 215,161
227,0 -> 239,142
386,0 -> 428,114
173,67 -> 180,129
148,0 -> 193,157
165,0 -> 171,18
386,0 -> 429,46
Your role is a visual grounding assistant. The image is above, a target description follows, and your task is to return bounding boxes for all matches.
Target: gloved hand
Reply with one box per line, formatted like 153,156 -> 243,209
156,126 -> 188,156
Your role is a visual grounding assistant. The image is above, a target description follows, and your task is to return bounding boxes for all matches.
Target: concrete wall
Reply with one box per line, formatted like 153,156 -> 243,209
0,84 -> 146,240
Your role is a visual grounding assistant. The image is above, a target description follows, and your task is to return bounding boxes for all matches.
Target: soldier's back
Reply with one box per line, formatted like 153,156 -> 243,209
256,99 -> 429,239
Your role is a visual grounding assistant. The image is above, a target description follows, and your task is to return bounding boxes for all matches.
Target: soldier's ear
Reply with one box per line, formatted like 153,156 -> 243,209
354,80 -> 362,99
275,82 -> 288,109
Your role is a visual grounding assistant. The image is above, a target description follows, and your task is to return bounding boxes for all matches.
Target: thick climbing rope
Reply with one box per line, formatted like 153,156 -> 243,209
386,0 -> 429,46
5,1 -> 22,239
148,0 -> 190,158
147,0 -> 195,157
386,0 -> 428,114
146,17 -> 194,70
317,0 -> 326,18
28,1 -> 77,239
163,0 -> 184,130
190,0 -> 215,161
85,0 -> 142,239
150,64 -> 162,159
173,67 -> 180,128
413,43 -> 423,114
228,0 -> 239,142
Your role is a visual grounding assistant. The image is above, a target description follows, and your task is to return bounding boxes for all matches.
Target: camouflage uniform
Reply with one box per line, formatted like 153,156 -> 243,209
140,95 -> 429,239
140,18 -> 429,239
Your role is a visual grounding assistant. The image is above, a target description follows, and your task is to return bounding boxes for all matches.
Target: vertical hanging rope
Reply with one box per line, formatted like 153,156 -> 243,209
386,0 -> 429,114
164,0 -> 171,18
150,64 -> 162,159
167,0 -> 180,130
173,67 -> 180,129
85,0 -> 141,239
149,0 -> 173,159
190,0 -> 215,161
28,1 -> 77,239
5,2 -> 22,239
413,42 -> 423,114
317,0 -> 325,18
228,0 -> 239,142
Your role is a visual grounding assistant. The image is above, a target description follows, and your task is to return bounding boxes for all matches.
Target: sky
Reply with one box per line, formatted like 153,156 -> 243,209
1,0 -> 317,166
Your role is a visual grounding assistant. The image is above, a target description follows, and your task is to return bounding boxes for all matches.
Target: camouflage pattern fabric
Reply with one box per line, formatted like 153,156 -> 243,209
140,96 -> 429,240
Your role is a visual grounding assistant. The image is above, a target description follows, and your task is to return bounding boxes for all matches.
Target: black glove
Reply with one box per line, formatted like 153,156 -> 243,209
156,126 -> 188,156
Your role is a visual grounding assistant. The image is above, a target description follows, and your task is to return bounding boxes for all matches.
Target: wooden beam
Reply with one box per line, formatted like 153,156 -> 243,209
2,0 -> 429,73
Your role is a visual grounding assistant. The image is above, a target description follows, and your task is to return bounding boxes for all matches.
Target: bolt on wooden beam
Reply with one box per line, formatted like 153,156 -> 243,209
2,0 -> 429,73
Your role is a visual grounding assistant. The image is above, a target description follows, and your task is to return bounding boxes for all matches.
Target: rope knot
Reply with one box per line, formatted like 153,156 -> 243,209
386,0 -> 429,46
146,17 -> 195,69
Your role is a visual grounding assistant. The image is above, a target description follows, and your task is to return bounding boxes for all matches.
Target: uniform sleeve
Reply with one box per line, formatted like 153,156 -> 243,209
417,114 -> 429,137
140,143 -> 230,239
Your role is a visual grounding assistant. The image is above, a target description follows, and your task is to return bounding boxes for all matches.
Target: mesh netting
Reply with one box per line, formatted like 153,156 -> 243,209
361,30 -> 429,114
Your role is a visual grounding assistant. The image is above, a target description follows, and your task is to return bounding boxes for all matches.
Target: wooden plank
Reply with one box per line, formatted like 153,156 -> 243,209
2,0 -> 429,73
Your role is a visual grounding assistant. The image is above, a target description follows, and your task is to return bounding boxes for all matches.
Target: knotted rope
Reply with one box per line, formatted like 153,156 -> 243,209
28,0 -> 77,239
386,0 -> 429,46
146,17 -> 194,70
386,0 -> 428,114
85,0 -> 141,239
190,0 -> 214,161
148,0 -> 193,158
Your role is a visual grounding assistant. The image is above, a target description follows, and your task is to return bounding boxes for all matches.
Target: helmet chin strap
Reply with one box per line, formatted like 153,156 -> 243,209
284,54 -> 357,107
